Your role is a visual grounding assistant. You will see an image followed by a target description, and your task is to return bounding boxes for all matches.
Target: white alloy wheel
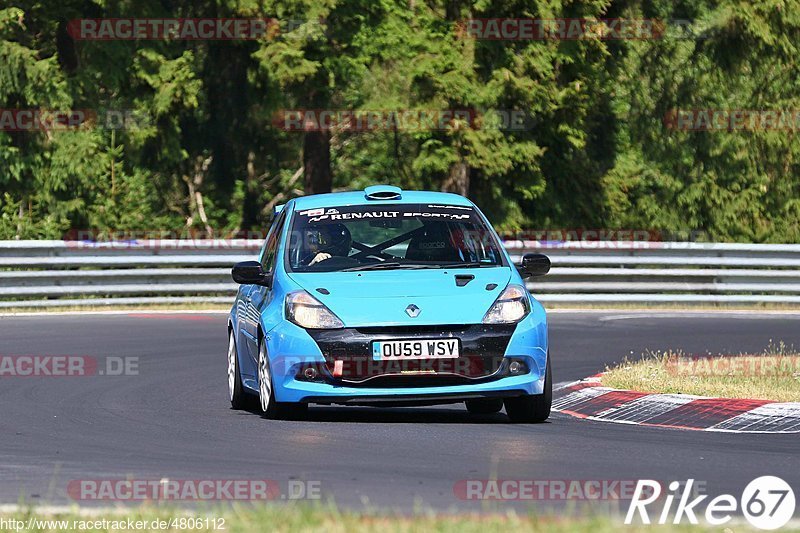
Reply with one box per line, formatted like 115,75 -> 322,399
258,342 -> 272,413
227,334 -> 237,402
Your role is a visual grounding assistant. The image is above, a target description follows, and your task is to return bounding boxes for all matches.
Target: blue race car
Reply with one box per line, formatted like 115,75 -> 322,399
227,185 -> 551,422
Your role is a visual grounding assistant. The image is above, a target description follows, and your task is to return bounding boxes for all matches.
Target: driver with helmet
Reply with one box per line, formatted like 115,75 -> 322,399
303,223 -> 352,265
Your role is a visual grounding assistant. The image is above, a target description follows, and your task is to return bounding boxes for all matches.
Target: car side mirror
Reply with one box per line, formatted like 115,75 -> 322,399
517,253 -> 550,279
232,261 -> 272,287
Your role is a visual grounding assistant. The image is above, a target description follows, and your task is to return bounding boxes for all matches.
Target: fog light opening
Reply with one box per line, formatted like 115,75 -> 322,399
509,361 -> 524,374
303,367 -> 318,380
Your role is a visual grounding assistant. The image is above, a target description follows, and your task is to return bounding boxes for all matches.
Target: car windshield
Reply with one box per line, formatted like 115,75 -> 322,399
286,203 -> 504,272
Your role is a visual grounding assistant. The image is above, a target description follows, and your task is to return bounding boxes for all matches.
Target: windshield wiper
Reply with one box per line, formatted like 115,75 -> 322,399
342,261 -> 491,272
436,261 -> 485,268
397,262 -> 485,269
341,262 -> 403,272
406,261 -> 493,269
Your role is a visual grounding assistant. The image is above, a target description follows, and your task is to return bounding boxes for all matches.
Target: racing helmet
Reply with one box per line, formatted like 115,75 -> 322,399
304,223 -> 352,257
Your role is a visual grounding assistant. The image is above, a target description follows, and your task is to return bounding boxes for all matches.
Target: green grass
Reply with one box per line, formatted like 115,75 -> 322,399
603,342 -> 800,402
0,505 -> 769,533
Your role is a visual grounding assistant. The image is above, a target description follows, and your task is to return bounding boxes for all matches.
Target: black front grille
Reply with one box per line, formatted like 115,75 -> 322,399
306,323 -> 516,385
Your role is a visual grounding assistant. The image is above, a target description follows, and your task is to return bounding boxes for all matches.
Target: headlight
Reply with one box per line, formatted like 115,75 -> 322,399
482,284 -> 530,324
285,290 -> 344,329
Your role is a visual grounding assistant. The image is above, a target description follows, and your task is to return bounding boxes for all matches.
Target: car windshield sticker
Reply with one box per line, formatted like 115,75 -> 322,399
304,204 -> 476,224
427,204 -> 472,210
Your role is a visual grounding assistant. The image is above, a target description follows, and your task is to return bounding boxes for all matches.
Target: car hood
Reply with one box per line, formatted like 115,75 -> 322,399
286,267 -> 513,327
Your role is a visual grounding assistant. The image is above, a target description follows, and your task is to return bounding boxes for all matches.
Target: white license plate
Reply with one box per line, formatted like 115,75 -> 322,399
372,339 -> 460,360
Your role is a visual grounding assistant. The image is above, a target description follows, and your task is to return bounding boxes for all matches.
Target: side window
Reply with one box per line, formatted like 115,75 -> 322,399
260,210 -> 287,272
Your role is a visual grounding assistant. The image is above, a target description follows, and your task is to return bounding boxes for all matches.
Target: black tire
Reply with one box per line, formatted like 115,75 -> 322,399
504,355 -> 552,423
228,331 -> 256,410
257,340 -> 308,420
465,398 -> 504,414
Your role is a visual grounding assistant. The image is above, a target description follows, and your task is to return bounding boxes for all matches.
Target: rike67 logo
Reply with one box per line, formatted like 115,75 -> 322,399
626,476 -> 796,530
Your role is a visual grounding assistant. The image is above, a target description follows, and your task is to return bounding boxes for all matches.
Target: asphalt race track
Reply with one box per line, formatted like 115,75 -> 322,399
2,311 -> 799,512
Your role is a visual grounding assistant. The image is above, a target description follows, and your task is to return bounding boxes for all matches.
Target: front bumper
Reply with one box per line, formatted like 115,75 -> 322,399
258,302 -> 548,405
306,323 -> 516,385
284,372 -> 541,406
301,387 -> 530,407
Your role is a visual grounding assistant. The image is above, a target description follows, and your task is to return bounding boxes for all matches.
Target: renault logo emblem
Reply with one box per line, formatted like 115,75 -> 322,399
405,304 -> 421,318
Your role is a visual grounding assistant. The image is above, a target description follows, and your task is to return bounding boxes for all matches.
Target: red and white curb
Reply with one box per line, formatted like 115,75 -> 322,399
553,375 -> 800,433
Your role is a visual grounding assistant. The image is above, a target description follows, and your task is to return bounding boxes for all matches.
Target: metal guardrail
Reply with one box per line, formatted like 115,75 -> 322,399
2,240 -> 800,307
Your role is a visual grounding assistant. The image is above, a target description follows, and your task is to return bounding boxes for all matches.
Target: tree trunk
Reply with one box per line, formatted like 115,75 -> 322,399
303,130 -> 332,194
442,160 -> 470,197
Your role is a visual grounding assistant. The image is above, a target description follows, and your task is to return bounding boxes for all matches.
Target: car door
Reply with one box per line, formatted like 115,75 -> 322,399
242,209 -> 287,366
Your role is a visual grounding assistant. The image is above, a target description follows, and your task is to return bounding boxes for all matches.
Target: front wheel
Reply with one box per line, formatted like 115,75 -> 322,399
257,341 -> 307,420
504,355 -> 552,423
228,331 -> 254,410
